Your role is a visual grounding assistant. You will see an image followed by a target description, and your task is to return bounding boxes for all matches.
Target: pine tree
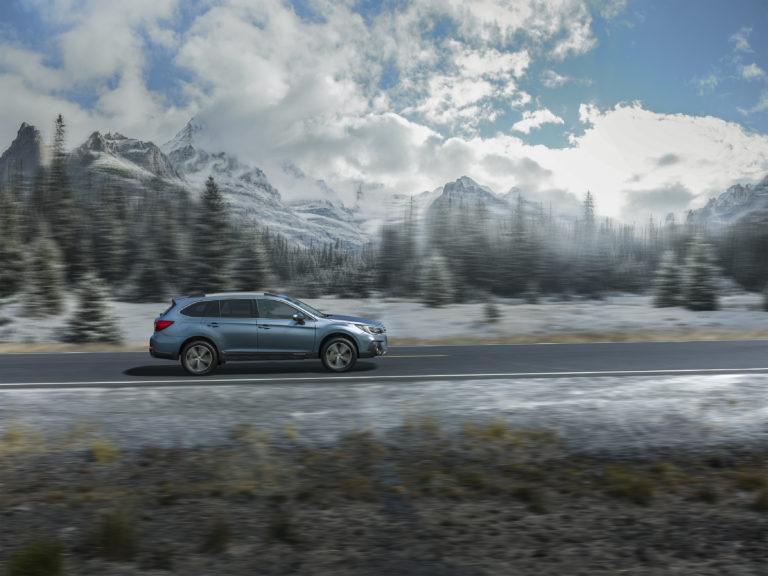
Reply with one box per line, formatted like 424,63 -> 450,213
683,235 -> 719,311
91,184 -> 126,285
421,254 -> 454,307
186,176 -> 232,293
49,114 -> 78,281
24,224 -> 65,317
0,185 -> 26,297
63,271 -> 122,343
652,250 -> 681,307
232,233 -> 270,291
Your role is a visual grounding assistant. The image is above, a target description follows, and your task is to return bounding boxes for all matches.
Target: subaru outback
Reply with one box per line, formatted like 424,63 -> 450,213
149,293 -> 387,375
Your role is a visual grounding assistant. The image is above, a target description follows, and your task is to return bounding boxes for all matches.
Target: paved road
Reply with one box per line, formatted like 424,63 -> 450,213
2,341 -> 767,454
1,340 -> 768,387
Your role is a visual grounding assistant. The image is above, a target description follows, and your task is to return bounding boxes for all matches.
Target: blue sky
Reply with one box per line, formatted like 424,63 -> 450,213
1,0 -> 768,220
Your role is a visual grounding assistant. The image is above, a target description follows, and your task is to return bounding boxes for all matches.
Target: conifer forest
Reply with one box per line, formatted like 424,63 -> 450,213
1,117 -> 767,319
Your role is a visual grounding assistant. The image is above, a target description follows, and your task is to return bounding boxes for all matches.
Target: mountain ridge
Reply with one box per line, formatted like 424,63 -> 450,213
4,120 -> 767,244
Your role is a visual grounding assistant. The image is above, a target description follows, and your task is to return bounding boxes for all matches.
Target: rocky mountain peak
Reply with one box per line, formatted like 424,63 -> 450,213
0,122 -> 51,185
74,130 -> 179,180
692,174 -> 768,225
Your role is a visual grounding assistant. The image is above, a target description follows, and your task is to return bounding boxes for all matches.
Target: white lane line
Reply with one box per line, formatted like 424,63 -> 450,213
2,367 -> 768,387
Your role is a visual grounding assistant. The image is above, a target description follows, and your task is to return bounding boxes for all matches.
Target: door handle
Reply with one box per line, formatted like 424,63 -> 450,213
208,322 -> 219,328
259,325 -> 271,330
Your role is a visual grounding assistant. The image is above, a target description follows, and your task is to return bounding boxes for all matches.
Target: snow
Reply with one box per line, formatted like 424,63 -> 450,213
1,293 -> 766,349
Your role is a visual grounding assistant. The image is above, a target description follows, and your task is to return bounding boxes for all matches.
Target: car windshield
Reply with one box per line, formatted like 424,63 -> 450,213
281,296 -> 326,318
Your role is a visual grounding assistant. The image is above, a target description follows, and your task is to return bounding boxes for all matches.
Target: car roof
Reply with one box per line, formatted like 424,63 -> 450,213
186,292 -> 287,299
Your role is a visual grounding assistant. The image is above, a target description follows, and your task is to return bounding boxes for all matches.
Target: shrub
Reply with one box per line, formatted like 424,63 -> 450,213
6,539 -> 63,576
753,489 -> 768,512
202,519 -> 230,554
484,302 -> 500,323
89,510 -> 137,561
266,511 -> 297,544
90,439 -> 121,464
606,473 -> 656,506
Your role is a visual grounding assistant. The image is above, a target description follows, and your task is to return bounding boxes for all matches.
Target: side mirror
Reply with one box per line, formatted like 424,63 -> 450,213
292,312 -> 305,324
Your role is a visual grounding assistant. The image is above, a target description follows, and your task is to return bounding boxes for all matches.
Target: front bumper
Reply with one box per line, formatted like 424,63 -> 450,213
359,337 -> 388,358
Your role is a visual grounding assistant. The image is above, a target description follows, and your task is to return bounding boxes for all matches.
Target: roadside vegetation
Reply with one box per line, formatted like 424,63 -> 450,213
1,417 -> 766,575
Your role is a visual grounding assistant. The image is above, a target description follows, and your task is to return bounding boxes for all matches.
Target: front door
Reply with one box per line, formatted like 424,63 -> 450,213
255,299 -> 316,354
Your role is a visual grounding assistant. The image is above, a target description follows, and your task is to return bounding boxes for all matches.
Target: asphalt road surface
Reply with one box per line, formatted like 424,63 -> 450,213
1,341 -> 767,454
1,340 -> 768,388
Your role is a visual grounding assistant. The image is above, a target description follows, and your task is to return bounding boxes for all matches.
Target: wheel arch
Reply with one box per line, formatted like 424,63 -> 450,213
318,332 -> 359,356
179,336 -> 222,364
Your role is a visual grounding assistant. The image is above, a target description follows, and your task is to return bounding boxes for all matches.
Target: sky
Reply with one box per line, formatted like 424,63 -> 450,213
1,0 -> 768,221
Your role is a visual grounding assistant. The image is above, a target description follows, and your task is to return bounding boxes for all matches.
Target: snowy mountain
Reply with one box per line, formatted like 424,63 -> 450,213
162,118 -> 365,248
2,120 -> 590,251
691,175 -> 768,225
427,176 -> 511,219
0,122 -> 51,185
72,131 -> 180,181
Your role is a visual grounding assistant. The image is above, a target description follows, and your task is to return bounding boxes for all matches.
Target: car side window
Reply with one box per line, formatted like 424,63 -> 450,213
257,300 -> 298,320
220,299 -> 254,318
181,300 -> 220,317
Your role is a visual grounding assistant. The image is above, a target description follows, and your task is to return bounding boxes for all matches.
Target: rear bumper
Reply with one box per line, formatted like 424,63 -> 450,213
149,333 -> 179,360
149,346 -> 177,360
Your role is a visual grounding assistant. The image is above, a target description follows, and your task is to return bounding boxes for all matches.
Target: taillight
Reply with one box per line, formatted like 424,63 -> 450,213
154,320 -> 174,332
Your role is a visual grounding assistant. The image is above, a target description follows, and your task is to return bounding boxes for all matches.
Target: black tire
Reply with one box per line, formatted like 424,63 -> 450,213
181,340 -> 218,376
321,337 -> 357,372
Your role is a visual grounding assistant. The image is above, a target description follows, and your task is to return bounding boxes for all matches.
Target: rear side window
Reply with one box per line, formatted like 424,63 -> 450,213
181,300 -> 220,317
220,299 -> 255,318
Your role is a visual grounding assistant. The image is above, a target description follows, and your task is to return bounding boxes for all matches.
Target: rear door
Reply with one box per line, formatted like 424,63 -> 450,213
255,299 -> 316,353
215,299 -> 259,354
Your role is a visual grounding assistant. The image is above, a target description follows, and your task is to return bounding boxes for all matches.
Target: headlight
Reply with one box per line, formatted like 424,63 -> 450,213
355,323 -> 385,335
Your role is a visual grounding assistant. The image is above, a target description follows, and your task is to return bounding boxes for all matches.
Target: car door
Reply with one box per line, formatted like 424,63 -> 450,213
255,299 -> 316,354
214,299 -> 259,355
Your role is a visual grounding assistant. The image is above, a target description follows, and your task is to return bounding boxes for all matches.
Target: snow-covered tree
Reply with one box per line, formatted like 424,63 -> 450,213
0,186 -> 26,297
682,235 -> 719,311
652,250 -> 681,307
49,114 -> 78,282
63,271 -> 122,344
91,185 -> 127,285
421,254 -> 454,307
187,176 -> 232,293
124,247 -> 171,302
232,233 -> 270,291
24,225 -> 65,317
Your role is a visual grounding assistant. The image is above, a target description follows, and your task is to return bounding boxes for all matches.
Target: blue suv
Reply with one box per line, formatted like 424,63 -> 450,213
150,293 -> 387,375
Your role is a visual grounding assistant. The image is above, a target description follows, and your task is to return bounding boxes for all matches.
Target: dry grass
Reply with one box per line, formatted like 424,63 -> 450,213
1,418 -> 767,575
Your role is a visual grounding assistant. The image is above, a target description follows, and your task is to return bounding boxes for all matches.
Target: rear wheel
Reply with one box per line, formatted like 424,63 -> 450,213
181,340 -> 218,375
321,337 -> 357,372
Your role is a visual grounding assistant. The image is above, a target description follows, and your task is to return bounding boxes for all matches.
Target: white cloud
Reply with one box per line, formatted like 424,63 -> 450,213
696,74 -> 720,94
741,63 -> 766,81
542,69 -> 569,88
455,47 -> 530,80
729,27 -> 753,53
512,109 -> 565,134
4,0 -> 766,228
750,91 -> 768,114
550,103 -> 768,218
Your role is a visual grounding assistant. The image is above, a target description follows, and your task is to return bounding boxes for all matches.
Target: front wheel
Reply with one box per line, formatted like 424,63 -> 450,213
321,337 -> 357,372
181,340 -> 218,376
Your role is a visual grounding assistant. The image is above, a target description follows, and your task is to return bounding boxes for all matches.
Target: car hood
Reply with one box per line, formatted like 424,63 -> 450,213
325,314 -> 385,328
